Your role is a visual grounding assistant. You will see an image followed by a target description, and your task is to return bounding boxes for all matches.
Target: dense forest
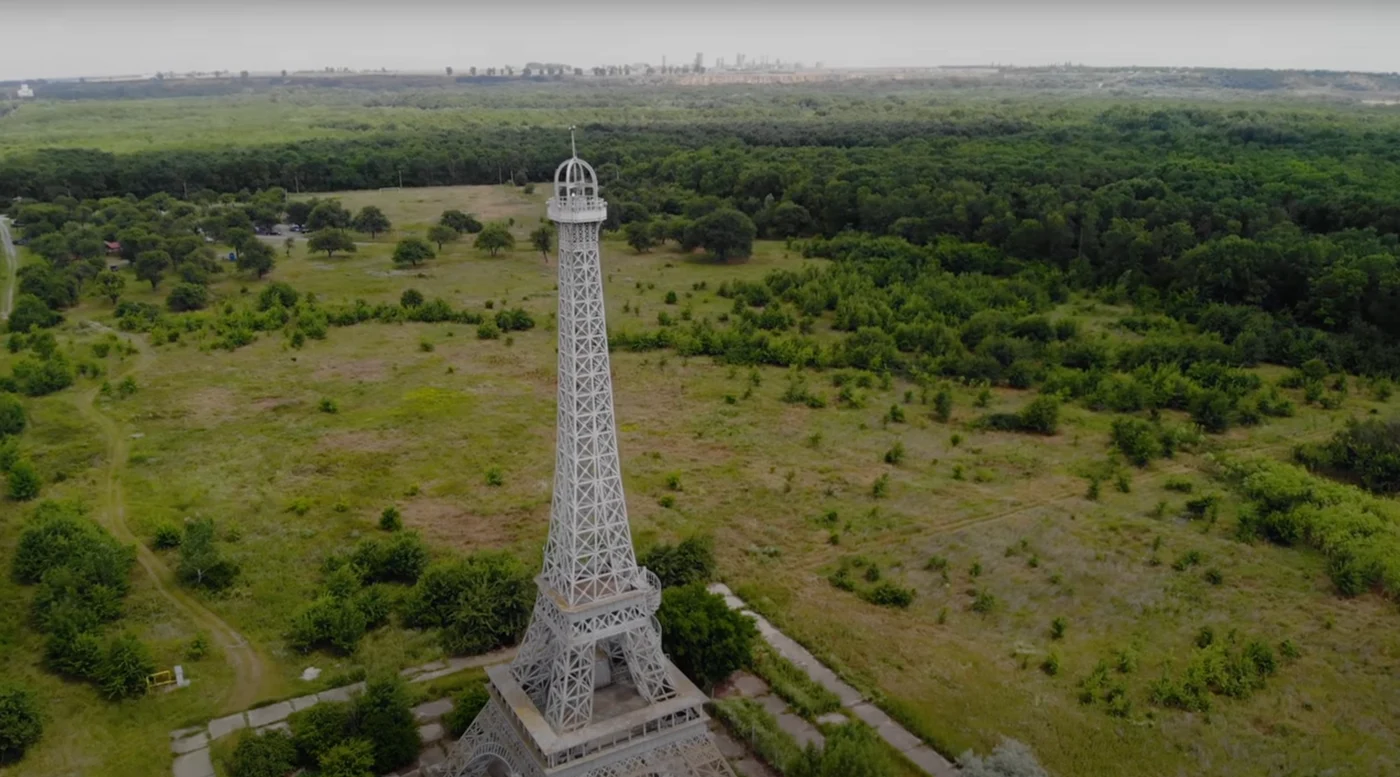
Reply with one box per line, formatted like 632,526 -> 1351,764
8,103 -> 1400,379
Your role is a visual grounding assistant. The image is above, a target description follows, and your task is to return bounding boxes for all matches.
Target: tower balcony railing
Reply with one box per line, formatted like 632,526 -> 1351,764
548,195 -> 608,223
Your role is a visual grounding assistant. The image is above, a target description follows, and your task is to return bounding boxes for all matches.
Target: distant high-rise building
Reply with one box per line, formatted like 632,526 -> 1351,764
694,52 -> 704,72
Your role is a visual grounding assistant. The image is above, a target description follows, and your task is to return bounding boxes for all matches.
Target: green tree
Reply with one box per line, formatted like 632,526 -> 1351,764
688,208 -> 756,261
178,517 -> 240,591
285,199 -> 316,227
236,240 -> 276,277
427,224 -> 459,251
530,224 -> 554,259
306,201 -> 351,231
7,459 -> 40,501
350,206 -> 391,238
639,535 -> 716,588
94,270 -> 126,304
134,250 -> 171,289
933,388 -> 953,422
0,683 -> 43,764
166,282 -> 209,312
439,209 -> 482,234
307,229 -> 357,258
656,582 -> 756,690
475,223 -> 515,256
391,237 -> 435,267
625,221 -> 656,253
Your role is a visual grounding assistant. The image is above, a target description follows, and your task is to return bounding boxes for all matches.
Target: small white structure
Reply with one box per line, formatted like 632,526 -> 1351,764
16,84 -> 33,98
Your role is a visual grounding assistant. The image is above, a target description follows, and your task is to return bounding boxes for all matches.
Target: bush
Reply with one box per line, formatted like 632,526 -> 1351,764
656,583 -> 757,690
476,320 -> 501,340
443,681 -> 490,738
290,701 -> 354,766
711,698 -> 804,774
639,535 -> 716,588
353,676 -> 420,773
402,552 -> 535,655
166,282 -> 210,312
319,738 -> 376,777
152,523 -> 182,549
97,632 -> 155,700
7,459 -> 40,501
958,738 -> 1050,777
229,729 -> 297,777
287,596 -> 369,654
351,531 -> 428,584
1111,417 -> 1163,467
862,581 -> 915,608
1295,418 -> 1400,494
0,393 -> 26,437
0,683 -> 43,764
378,506 -> 402,532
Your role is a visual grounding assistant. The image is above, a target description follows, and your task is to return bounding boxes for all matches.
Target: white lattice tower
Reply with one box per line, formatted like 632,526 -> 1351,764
439,137 -> 734,777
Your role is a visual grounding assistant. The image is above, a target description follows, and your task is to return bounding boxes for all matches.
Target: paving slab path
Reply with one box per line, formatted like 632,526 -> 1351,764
168,648 -> 514,777
708,583 -> 958,777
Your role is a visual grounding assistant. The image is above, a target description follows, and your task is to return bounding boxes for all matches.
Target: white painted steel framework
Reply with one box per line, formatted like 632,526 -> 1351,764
439,142 -> 735,777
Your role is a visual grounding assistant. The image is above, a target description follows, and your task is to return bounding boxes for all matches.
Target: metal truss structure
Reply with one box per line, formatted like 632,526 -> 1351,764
438,140 -> 736,777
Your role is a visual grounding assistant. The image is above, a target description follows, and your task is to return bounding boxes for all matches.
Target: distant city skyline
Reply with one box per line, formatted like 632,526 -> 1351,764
2,2 -> 1398,82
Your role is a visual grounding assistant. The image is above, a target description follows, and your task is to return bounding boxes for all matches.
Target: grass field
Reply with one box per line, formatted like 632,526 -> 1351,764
3,184 -> 1399,777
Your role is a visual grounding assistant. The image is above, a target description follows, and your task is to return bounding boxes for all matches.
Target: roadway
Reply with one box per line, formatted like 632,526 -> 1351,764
0,216 -> 17,320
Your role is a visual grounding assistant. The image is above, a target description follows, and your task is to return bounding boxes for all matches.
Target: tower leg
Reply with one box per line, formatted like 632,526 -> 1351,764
544,640 -> 596,731
437,699 -> 541,777
510,613 -> 555,709
620,617 -> 677,704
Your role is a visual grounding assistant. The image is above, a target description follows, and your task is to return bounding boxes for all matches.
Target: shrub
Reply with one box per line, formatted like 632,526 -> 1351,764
1295,418 -> 1400,494
0,393 -> 26,437
1041,652 -> 1060,676
933,388 -> 953,422
402,552 -> 535,655
97,632 -> 155,700
862,581 -> 915,608
958,738 -> 1050,777
353,676 -> 420,773
493,308 -> 535,332
319,738 -> 375,777
656,583 -> 757,690
290,701 -> 354,766
476,320 -> 500,340
0,683 -> 43,765
1111,417 -> 1163,467
7,459 -> 40,501
152,523 -> 182,549
639,535 -> 716,588
871,474 -> 890,498
378,506 -> 402,532
883,441 -> 905,465
971,589 -> 998,614
350,532 -> 428,584
287,596 -> 369,654
318,397 -> 338,413
485,467 -> 503,486
1050,616 -> 1067,640
793,724 -> 895,777
1163,476 -> 1194,493
229,729 -> 297,777
443,682 -> 490,738
712,698 -> 804,774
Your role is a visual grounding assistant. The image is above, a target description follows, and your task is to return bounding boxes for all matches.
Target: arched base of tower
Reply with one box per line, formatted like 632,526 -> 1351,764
433,665 -> 735,777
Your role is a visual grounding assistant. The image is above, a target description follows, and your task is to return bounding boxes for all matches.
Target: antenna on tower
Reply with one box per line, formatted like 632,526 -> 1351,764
569,125 -> 577,159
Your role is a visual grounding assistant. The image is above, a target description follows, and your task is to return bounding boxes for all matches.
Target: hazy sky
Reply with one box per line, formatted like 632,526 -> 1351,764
2,1 -> 1397,81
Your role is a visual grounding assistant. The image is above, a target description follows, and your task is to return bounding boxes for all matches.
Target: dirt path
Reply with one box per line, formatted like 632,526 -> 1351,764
0,216 -> 18,319
74,333 -> 273,713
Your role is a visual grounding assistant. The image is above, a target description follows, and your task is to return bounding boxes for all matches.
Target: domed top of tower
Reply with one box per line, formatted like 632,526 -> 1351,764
548,129 -> 607,224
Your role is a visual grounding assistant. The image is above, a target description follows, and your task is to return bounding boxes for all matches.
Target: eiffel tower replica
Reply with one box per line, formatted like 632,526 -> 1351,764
437,137 -> 736,777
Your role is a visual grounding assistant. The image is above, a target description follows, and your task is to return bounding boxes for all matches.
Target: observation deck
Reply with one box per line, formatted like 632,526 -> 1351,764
548,194 -> 607,224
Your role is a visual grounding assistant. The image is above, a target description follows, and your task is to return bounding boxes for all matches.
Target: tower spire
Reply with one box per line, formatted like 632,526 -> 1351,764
570,124 -> 578,159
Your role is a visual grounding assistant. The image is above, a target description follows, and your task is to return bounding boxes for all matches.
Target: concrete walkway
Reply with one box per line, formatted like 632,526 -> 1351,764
169,648 -> 514,777
707,583 -> 957,777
